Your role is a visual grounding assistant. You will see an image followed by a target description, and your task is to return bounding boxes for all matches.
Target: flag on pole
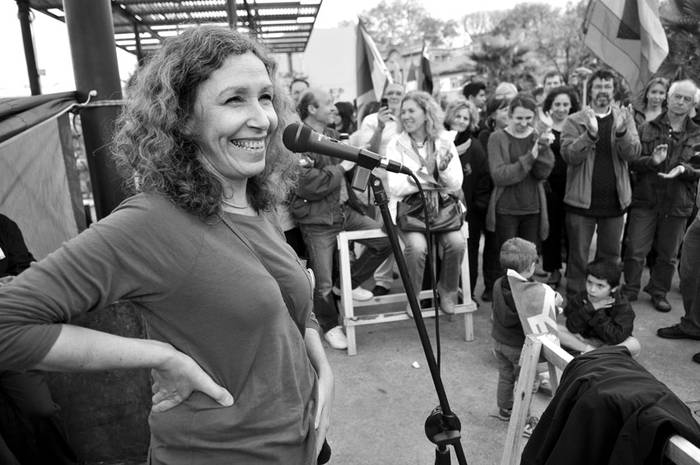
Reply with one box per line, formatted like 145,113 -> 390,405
356,20 -> 393,106
418,41 -> 434,94
582,0 -> 668,93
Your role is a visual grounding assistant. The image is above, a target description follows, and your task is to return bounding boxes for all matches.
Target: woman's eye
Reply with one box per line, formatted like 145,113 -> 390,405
225,96 -> 243,104
260,93 -> 273,102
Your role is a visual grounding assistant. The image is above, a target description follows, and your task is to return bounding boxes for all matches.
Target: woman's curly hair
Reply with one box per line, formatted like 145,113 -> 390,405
112,26 -> 299,218
396,91 -> 444,141
443,99 -> 479,133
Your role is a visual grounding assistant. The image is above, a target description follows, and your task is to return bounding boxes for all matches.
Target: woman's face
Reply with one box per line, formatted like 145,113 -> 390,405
493,105 -> 510,129
187,52 -> 278,183
549,93 -> 572,122
509,106 -> 534,134
646,83 -> 667,109
450,108 -> 471,133
385,84 -> 404,111
400,99 -> 427,136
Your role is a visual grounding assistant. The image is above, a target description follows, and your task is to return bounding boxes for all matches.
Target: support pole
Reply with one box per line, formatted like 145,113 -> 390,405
226,0 -> 237,30
287,52 -> 294,75
133,21 -> 143,65
16,0 -> 41,95
64,0 -> 126,219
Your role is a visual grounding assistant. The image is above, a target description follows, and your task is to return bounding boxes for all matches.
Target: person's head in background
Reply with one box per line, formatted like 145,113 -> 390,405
333,101 -> 356,134
666,79 -> 698,119
638,76 -> 669,111
462,81 -> 487,110
532,86 -> 545,107
693,88 -> 700,119
500,237 -> 538,279
297,88 -> 335,131
542,71 -> 565,96
507,93 -> 538,136
484,95 -> 511,131
384,82 -> 405,114
543,86 -> 580,124
586,68 -> 618,113
585,259 -> 621,303
289,78 -> 310,105
444,99 -> 479,135
493,82 -> 519,101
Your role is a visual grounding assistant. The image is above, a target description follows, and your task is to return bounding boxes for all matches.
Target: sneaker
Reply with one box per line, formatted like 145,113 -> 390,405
657,324 -> 700,341
523,416 -> 539,438
481,289 -> 492,302
332,286 -> 374,301
496,408 -> 512,421
324,326 -> 348,350
372,285 -> 391,296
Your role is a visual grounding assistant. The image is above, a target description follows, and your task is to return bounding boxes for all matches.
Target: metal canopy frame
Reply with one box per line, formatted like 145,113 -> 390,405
26,0 -> 323,56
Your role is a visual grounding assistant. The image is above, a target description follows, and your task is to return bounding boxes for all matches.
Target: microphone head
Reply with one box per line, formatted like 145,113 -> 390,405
282,123 -> 312,153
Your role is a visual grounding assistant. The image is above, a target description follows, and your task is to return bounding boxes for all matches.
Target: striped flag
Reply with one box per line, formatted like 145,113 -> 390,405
356,20 -> 393,106
418,42 -> 433,94
582,0 -> 668,93
506,269 -> 560,336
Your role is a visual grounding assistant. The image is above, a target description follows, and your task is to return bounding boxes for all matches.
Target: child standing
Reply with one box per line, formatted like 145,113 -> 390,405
558,259 -> 641,356
491,237 -> 542,430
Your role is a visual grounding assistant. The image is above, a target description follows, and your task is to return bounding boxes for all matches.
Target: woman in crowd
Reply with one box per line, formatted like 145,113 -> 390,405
444,99 -> 497,301
633,77 -> 669,128
478,96 -> 511,156
540,86 -> 580,286
0,26 -> 333,464
333,101 -> 356,135
486,94 -> 555,252
386,91 -> 465,314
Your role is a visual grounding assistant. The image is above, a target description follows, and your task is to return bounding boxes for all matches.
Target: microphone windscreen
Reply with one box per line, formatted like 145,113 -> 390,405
282,123 -> 310,152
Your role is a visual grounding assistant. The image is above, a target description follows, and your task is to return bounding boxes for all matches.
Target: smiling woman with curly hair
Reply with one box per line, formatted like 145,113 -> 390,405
0,26 -> 333,464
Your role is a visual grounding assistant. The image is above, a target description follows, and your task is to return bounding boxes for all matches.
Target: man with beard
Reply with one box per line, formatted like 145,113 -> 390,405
560,69 -> 641,300
623,80 -> 700,312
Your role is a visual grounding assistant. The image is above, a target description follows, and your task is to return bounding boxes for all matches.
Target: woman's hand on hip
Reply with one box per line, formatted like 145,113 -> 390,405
150,344 -> 234,413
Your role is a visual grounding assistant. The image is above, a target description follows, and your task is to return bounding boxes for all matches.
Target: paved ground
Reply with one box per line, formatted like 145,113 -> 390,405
324,270 -> 700,465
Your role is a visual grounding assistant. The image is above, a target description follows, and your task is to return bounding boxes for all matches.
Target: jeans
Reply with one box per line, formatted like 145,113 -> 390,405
467,209 -> 500,295
300,205 -> 391,332
565,212 -> 624,299
623,208 -> 687,298
495,213 -> 540,249
399,228 -> 466,302
679,214 -> 700,336
494,341 -> 522,411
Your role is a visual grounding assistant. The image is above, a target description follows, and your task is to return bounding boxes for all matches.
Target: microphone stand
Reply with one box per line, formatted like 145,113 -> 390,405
365,173 -> 467,465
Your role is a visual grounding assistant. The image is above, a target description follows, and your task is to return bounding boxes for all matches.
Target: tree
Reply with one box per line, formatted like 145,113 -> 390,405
657,0 -> 700,80
357,0 -> 459,52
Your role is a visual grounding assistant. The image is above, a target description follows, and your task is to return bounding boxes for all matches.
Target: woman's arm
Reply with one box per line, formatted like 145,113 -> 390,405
37,325 -> 233,412
305,328 -> 334,456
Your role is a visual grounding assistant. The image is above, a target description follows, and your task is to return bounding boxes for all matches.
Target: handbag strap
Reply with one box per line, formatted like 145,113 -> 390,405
217,213 -> 297,320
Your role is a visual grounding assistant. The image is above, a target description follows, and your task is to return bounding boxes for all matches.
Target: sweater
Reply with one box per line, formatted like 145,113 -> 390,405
0,194 -> 318,465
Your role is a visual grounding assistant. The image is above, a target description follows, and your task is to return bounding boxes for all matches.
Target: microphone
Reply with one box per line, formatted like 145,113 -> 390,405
282,123 -> 412,175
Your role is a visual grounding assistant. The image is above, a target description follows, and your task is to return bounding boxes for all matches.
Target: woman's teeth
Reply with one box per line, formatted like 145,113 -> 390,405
230,139 -> 265,150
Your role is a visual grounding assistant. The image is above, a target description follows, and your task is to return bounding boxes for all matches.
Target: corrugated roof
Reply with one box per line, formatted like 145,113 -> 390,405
28,0 -> 323,55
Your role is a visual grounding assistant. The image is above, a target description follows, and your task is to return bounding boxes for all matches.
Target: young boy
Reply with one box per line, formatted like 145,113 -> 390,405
491,238 -> 544,430
558,259 -> 641,356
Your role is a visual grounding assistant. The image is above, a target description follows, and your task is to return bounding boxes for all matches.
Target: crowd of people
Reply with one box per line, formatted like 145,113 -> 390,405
0,23 -> 699,462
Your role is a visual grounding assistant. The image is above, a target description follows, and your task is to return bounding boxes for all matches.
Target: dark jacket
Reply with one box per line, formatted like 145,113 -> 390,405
491,275 -> 526,347
630,112 -> 700,217
564,289 -> 634,345
521,346 -> 700,465
290,127 -> 346,226
0,214 -> 34,278
457,135 -> 492,215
